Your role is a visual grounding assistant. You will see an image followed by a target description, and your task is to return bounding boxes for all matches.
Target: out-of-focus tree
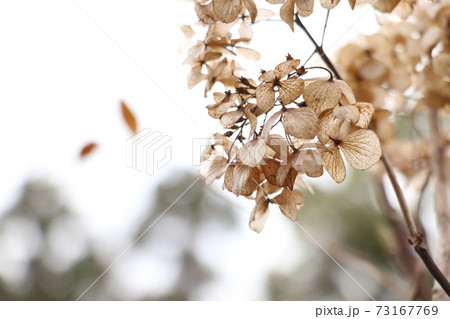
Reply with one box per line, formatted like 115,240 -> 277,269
0,181 -> 104,300
0,172 -> 237,300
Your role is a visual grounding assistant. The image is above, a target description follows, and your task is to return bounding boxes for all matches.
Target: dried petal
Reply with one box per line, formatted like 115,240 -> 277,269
280,0 -> 295,31
297,0 -> 314,17
283,107 -> 319,139
274,188 -> 298,221
255,8 -> 276,22
340,129 -> 382,170
200,155 -> 228,186
242,0 -> 258,23
318,108 -> 342,145
237,137 -> 267,167
303,79 -> 341,114
195,3 -> 218,24
278,78 -> 304,105
348,0 -> 356,10
121,101 -> 138,133
213,0 -> 242,23
235,46 -> 260,61
333,105 -> 360,125
206,100 -> 234,119
275,59 -> 300,79
267,134 -> 290,160
322,149 -> 346,183
232,164 -> 261,196
262,110 -> 282,140
256,83 -> 276,113
249,197 -> 270,233
80,142 -> 97,158
220,110 -> 244,128
320,0 -> 340,10
372,0 -> 400,13
290,148 -> 323,177
354,102 -> 375,128
180,25 -> 195,38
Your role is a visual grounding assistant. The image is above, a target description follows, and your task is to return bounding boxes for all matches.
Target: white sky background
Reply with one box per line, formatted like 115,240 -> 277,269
0,0 -> 382,300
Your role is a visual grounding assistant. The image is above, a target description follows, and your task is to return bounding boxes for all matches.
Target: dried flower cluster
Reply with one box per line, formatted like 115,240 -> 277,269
183,1 -> 387,232
199,56 -> 382,232
335,0 -> 450,186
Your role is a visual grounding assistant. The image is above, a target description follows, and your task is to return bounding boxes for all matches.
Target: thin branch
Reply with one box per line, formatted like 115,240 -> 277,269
294,14 -> 342,80
428,106 -> 450,300
294,16 -> 450,298
321,10 -> 331,47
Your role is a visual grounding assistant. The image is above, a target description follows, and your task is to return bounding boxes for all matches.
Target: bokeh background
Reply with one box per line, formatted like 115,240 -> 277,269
0,0 -> 433,300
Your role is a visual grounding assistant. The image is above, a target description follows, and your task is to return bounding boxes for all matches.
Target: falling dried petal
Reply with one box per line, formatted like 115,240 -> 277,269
341,129 -> 382,170
213,0 -> 242,23
121,101 -> 137,133
274,188 -> 298,221
322,149 -> 346,183
280,0 -> 295,31
278,78 -> 304,105
256,83 -> 276,113
249,197 -> 270,233
80,142 -> 97,158
282,107 -> 318,139
297,0 -> 314,17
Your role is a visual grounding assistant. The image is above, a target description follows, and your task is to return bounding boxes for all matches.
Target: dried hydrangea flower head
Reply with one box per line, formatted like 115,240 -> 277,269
199,54 -> 382,232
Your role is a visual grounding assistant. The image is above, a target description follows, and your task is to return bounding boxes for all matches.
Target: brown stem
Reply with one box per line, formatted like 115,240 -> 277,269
294,16 -> 450,297
428,107 -> 450,300
294,14 -> 342,80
